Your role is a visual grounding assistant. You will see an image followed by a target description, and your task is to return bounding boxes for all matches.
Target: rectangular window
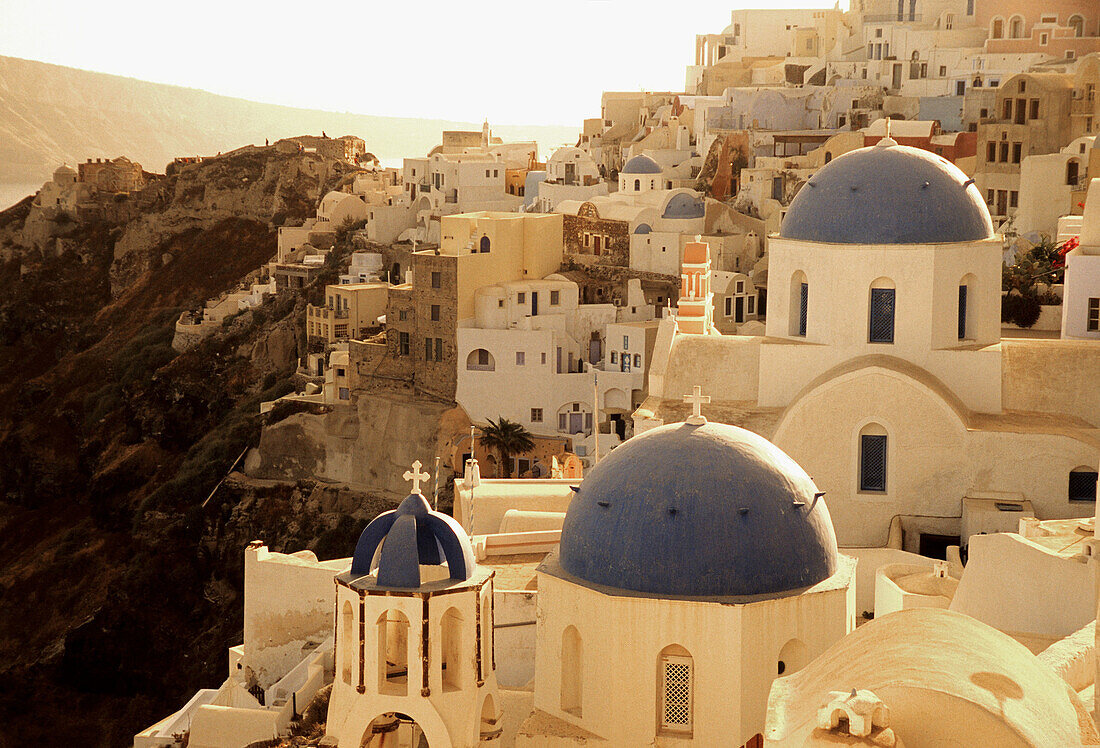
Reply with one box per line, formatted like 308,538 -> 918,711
660,656 -> 693,732
551,290 -> 560,305
1088,298 -> 1100,331
1010,191 -> 1018,208
558,412 -> 567,431
542,352 -> 547,364
958,285 -> 968,339
339,387 -> 350,400
634,354 -> 641,368
399,310 -> 408,321
986,189 -> 995,205
336,367 -> 346,377
430,304 -> 440,322
424,337 -> 432,361
986,142 -> 997,162
1002,99 -> 1012,120
1011,143 -> 1022,163
516,351 -> 525,366
399,331 -> 410,355
1029,99 -> 1039,119
735,280 -> 744,293
860,434 -> 888,492
747,296 -> 755,314
623,336 -> 629,350
434,338 -> 443,362
798,282 -> 809,337
869,288 -> 896,344
517,292 -> 526,304
1070,471 -> 1099,502
725,297 -> 733,316
611,352 -> 617,364
998,142 -> 1009,162
431,271 -> 441,289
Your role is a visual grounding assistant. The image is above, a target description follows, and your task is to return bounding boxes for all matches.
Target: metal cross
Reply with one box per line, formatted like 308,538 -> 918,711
403,460 -> 430,494
683,385 -> 710,424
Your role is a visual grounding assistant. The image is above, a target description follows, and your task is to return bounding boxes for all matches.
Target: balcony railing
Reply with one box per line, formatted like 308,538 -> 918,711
863,13 -> 921,23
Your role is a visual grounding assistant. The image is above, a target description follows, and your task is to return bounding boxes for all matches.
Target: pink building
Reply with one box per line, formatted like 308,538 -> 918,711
978,1 -> 1100,60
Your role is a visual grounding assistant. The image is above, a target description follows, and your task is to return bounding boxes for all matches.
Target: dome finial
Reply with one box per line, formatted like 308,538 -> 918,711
403,459 -> 430,494
877,117 -> 898,148
683,385 -> 711,425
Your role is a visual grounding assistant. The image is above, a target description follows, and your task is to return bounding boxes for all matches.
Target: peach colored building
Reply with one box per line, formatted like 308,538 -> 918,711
979,1 -> 1100,60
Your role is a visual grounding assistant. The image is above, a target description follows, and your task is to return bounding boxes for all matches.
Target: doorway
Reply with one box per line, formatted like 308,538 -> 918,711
735,296 -> 745,323
918,533 -> 960,560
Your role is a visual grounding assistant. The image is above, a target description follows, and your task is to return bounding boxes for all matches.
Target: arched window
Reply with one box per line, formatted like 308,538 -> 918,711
634,179 -> 641,191
441,607 -> 463,691
824,151 -> 833,164
778,638 -> 809,676
466,349 -> 495,371
789,271 -> 808,337
480,235 -> 491,253
561,626 -> 583,716
868,278 -> 896,344
341,600 -> 355,685
1009,15 -> 1024,39
1068,15 -> 1084,37
377,609 -> 410,694
991,17 -> 1004,39
859,423 -> 888,493
658,644 -> 694,735
1069,467 -> 1098,502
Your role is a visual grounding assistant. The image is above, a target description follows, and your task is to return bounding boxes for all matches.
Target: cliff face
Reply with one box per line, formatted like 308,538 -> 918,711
0,145 -> 389,745
0,55 -> 578,187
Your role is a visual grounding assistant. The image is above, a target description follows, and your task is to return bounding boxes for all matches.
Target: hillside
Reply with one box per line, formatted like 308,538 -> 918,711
0,55 -> 578,187
0,146 -> 403,745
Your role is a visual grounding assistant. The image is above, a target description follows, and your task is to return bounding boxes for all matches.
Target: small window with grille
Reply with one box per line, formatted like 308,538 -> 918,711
860,434 -> 888,492
660,655 -> 693,733
869,288 -> 895,344
1088,298 -> 1099,332
798,282 -> 808,337
1069,469 -> 1098,502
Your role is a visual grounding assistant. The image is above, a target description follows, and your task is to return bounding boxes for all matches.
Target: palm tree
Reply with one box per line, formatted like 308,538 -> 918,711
479,417 -> 535,478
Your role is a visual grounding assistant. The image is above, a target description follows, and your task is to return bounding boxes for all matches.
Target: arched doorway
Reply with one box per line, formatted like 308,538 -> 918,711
359,712 -> 430,748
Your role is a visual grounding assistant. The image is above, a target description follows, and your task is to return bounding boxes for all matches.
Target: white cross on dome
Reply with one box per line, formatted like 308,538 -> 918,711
403,460 -> 430,494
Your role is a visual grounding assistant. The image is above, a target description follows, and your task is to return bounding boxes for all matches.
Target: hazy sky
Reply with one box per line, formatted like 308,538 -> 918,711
0,0 -> 845,126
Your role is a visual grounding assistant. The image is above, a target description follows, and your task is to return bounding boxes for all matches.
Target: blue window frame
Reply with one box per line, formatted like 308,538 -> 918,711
869,288 -> 895,343
860,434 -> 888,492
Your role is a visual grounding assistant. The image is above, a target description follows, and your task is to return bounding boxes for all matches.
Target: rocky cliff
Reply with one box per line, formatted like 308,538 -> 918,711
0,145 -> 394,745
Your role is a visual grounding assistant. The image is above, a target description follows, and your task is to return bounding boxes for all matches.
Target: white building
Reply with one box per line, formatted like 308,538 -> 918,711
1015,136 -> 1095,239
1061,175 -> 1100,340
455,276 -> 655,453
533,147 -> 607,213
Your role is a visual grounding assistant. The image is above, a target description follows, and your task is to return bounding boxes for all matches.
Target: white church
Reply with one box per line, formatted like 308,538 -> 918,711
639,136 -> 1100,556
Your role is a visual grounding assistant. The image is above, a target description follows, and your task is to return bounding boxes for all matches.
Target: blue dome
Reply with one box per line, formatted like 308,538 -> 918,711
559,421 -> 838,598
350,493 -> 475,588
622,154 -> 662,174
781,142 -> 994,245
662,192 -> 705,219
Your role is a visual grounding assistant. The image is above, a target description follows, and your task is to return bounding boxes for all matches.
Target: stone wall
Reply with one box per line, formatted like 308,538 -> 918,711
562,212 -> 629,267
413,252 -> 459,401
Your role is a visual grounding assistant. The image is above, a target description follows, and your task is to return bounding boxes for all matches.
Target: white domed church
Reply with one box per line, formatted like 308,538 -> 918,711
638,137 -> 1100,553
517,410 -> 855,747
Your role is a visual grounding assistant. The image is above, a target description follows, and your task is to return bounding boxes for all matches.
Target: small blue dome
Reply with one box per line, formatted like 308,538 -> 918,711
350,493 -> 475,588
622,154 -> 662,174
559,421 -> 838,598
781,142 -> 994,245
662,192 -> 705,219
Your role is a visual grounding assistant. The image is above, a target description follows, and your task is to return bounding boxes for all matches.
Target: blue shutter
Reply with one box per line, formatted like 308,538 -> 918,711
958,285 -> 968,339
860,434 -> 888,492
869,288 -> 895,343
798,283 -> 808,336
